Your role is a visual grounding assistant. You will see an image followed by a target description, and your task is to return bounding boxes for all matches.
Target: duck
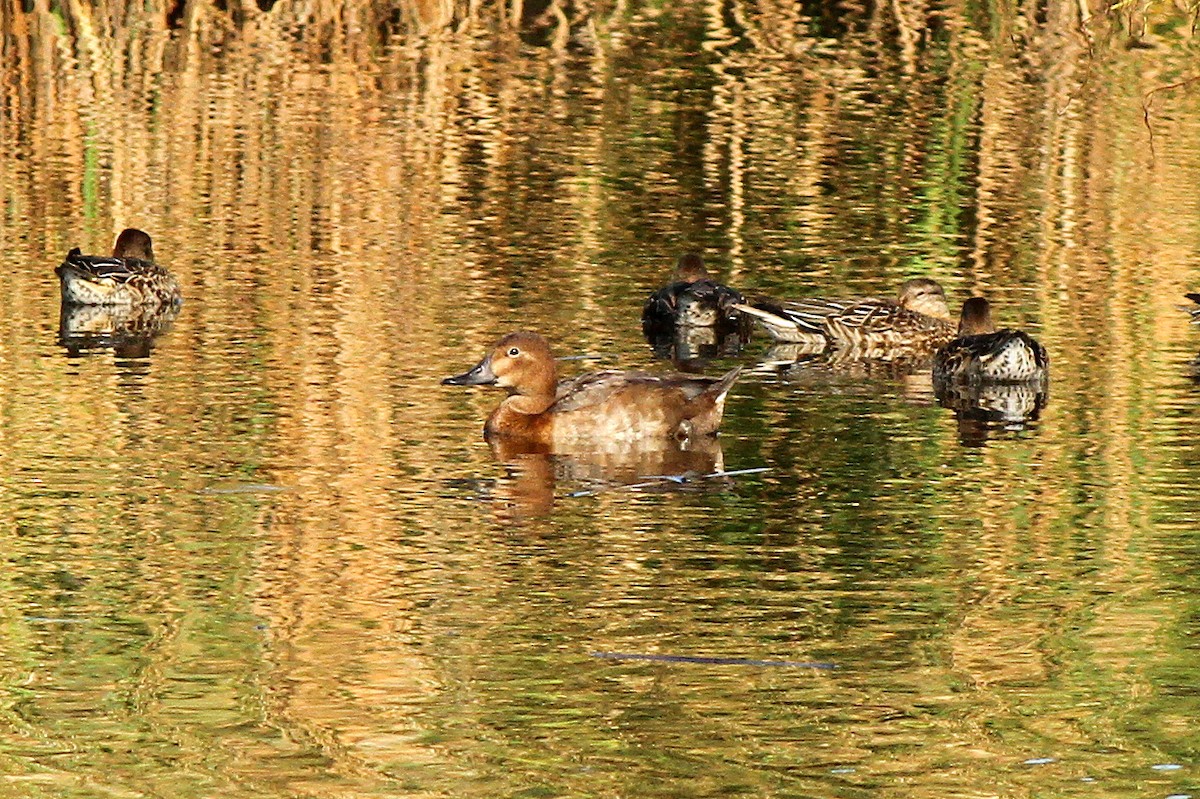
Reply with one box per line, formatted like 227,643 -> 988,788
1184,293 -> 1200,323
735,278 -> 955,349
933,297 -> 1048,385
442,331 -> 743,446
642,253 -> 748,330
55,228 -> 181,307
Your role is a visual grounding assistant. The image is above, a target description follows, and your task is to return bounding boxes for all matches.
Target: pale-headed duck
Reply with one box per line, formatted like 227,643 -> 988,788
933,297 -> 1048,384
736,278 -> 955,349
642,253 -> 748,330
56,228 -> 181,307
443,331 -> 743,445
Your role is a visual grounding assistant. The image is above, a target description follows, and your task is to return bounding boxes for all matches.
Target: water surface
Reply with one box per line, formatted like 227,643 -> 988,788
1,1 -> 1199,796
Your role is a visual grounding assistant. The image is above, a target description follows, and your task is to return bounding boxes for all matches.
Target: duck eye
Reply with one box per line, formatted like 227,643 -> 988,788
507,347 -> 520,357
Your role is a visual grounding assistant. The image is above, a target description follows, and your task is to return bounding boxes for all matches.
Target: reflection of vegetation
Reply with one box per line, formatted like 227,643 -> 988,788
2,0 -> 1200,795
81,124 -> 100,225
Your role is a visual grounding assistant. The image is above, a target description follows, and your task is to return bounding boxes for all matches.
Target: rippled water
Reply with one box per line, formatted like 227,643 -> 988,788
2,1 -> 1200,796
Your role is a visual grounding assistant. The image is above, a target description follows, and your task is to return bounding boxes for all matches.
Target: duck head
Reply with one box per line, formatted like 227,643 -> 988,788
113,228 -> 155,261
897,278 -> 951,320
956,297 -> 996,335
442,331 -> 558,397
672,252 -> 709,284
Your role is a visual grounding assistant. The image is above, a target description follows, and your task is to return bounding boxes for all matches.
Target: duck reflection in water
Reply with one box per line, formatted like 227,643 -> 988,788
754,340 -> 939,400
57,301 -> 179,358
641,253 -> 752,366
486,435 -> 730,519
935,381 -> 1049,445
644,322 -> 752,370
932,297 -> 1050,445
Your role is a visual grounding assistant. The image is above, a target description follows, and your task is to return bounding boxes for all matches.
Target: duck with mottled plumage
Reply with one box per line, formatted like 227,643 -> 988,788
56,228 -> 181,307
933,297 -> 1048,385
642,253 -> 747,331
735,278 -> 956,350
442,331 -> 742,446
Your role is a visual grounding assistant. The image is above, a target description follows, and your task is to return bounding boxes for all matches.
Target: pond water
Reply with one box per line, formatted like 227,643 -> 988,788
2,1 -> 1200,796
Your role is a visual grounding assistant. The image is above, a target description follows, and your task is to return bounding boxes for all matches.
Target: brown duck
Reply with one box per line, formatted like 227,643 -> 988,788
736,278 -> 955,349
56,228 -> 181,307
443,331 -> 742,446
933,297 -> 1048,385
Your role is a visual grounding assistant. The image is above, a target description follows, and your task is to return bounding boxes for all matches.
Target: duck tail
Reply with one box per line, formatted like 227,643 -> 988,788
730,302 -> 780,322
708,365 -> 744,403
677,366 -> 744,440
731,301 -> 826,344
54,247 -> 83,274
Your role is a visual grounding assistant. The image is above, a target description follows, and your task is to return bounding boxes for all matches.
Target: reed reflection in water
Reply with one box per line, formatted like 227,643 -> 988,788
2,0 -> 1200,796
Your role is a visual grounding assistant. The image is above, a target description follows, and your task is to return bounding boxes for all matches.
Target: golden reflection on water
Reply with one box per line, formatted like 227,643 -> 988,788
2,0 -> 1200,795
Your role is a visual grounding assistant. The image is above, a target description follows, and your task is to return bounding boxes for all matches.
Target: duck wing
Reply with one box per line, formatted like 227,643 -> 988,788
733,295 -> 856,342
552,371 -> 671,412
552,369 -> 737,413
56,249 -> 171,283
824,298 -> 905,332
682,279 -> 746,314
642,282 -> 690,325
761,296 -> 859,333
824,298 -> 954,344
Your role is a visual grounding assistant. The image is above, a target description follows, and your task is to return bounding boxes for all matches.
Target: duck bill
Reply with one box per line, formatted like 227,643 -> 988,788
442,356 -> 497,386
